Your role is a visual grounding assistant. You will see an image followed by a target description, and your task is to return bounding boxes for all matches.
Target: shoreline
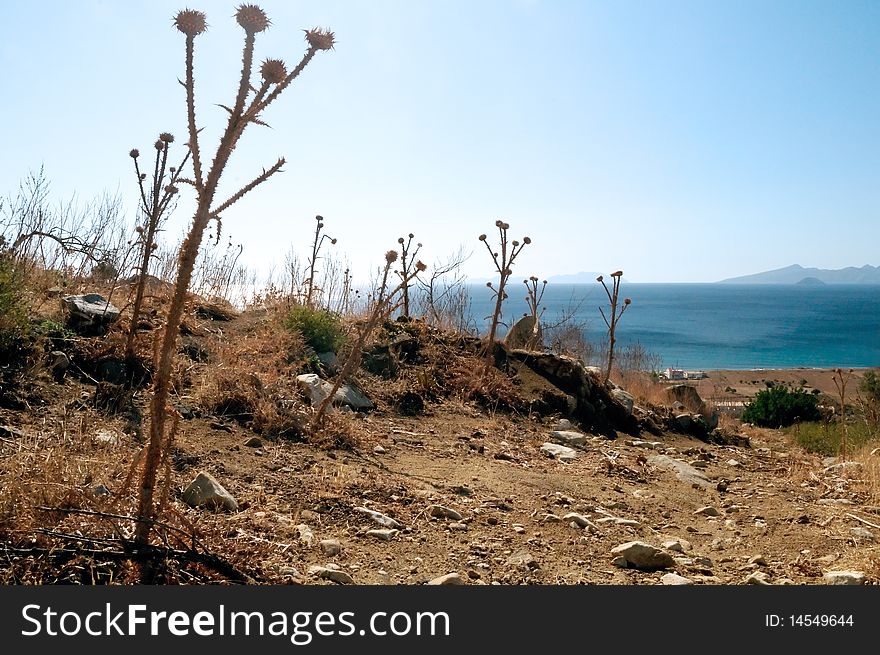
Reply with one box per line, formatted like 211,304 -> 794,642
691,367 -> 873,399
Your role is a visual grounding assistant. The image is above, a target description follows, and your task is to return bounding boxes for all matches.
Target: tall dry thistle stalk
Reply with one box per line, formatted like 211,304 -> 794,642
136,5 -> 334,546
311,250 -> 425,430
304,215 -> 336,308
522,275 -> 547,349
833,367 -> 854,460
597,271 -> 631,385
479,220 -> 530,351
125,134 -> 190,367
396,233 -> 421,319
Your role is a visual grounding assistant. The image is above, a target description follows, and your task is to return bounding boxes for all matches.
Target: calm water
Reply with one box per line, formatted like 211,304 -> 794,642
466,283 -> 880,370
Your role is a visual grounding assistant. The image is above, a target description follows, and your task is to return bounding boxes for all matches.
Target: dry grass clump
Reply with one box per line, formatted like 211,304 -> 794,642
446,355 -> 522,412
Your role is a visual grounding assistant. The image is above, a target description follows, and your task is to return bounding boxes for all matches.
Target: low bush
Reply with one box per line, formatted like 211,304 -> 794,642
788,420 -> 878,457
0,252 -> 30,358
283,305 -> 346,353
742,385 -> 821,427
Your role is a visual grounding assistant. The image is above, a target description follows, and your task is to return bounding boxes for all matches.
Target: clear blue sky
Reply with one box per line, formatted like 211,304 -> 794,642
1,0 -> 878,283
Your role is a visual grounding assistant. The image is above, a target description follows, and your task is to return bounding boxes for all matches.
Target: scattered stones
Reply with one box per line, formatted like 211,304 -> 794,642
367,529 -> 399,541
823,571 -> 866,585
540,442 -> 578,462
373,445 -> 386,455
647,455 -> 712,489
661,573 -> 693,585
320,539 -> 342,556
610,541 -> 675,571
243,436 -> 263,448
429,505 -> 463,521
182,472 -> 238,512
552,430 -> 587,447
355,507 -> 402,529
308,565 -> 353,584
629,440 -> 661,450
694,506 -> 720,517
427,572 -> 465,586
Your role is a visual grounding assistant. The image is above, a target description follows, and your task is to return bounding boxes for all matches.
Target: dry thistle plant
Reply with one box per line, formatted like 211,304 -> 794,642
479,220 -> 531,350
125,134 -> 190,366
304,215 -> 337,308
597,270 -> 631,384
396,233 -> 421,319
136,5 -> 334,547
521,275 -> 547,350
311,249 -> 425,430
832,367 -> 855,460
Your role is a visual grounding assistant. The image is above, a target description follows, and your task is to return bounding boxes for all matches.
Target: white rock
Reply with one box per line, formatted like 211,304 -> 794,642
552,430 -> 587,446
746,571 -> 771,585
320,539 -> 342,556
427,572 -> 465,585
850,527 -> 874,541
367,528 -> 399,541
662,540 -> 689,553
429,505 -> 463,521
694,506 -> 720,517
823,571 -> 866,585
661,573 -> 693,585
296,524 -> 315,548
295,374 -> 373,410
647,455 -> 712,489
182,472 -> 238,512
308,565 -> 354,584
355,506 -> 403,529
540,442 -> 578,462
610,541 -> 675,571
373,445 -> 386,454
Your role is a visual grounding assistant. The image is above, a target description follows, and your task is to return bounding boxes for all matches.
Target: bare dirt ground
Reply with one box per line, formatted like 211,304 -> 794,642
1,301 -> 878,586
695,368 -> 869,401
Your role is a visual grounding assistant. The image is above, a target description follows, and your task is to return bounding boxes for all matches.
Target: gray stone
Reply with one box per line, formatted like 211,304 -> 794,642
611,389 -> 635,414
746,571 -> 772,585
748,555 -> 767,566
661,573 -> 693,585
504,315 -> 543,350
296,524 -> 315,548
319,539 -> 342,556
243,436 -> 263,448
182,472 -> 238,512
91,484 -> 111,497
694,506 -> 720,517
662,540 -> 689,553
308,565 -> 353,584
367,529 -> 399,541
296,374 -> 374,411
427,572 -> 465,586
62,294 -> 121,334
49,351 -> 70,381
823,461 -> 864,475
556,418 -> 574,431
354,506 -> 403,529
850,527 -> 875,541
540,442 -> 578,462
94,430 -> 119,445
563,512 -> 591,528
506,549 -> 540,570
429,505 -> 463,521
823,571 -> 866,585
317,351 -> 339,372
552,430 -> 587,447
647,455 -> 712,489
373,445 -> 386,455
666,384 -> 704,411
610,541 -> 675,571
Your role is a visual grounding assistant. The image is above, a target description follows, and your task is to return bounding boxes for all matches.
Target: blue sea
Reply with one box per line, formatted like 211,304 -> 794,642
465,283 -> 880,370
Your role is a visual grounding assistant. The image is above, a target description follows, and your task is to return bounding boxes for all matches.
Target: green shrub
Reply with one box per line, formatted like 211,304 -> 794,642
860,370 -> 880,405
742,385 -> 821,428
284,305 -> 346,353
0,252 -> 29,357
787,420 -> 878,456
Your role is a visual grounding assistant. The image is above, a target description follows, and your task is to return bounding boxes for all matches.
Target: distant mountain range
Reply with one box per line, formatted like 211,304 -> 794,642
719,264 -> 880,285
468,271 -> 626,285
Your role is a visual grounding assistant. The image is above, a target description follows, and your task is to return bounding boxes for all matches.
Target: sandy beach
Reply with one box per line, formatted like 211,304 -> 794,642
691,367 -> 872,402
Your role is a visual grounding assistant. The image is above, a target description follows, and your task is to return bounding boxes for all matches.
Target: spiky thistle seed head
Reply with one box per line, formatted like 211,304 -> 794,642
316,215 -> 323,221
478,234 -> 487,241
495,220 -> 503,228
415,261 -> 427,272
385,250 -> 398,263
501,222 -> 510,230
523,236 -> 531,244
512,240 -> 519,247
530,276 -> 538,282
236,4 -> 270,33
330,238 -> 337,245
135,225 -> 144,234
398,237 -> 405,244
486,282 -> 492,288
154,140 -> 164,150
174,9 -> 208,36
260,58 -> 287,84
159,132 -> 174,143
624,298 -> 632,305
305,27 -> 335,50
140,173 -> 147,181
129,149 -> 139,158
611,270 -> 624,277
596,275 -> 604,282
408,232 -> 414,239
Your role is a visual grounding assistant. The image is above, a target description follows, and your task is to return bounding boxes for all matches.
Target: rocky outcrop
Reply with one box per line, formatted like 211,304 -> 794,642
507,350 -> 639,437
296,374 -> 373,411
504,315 -> 543,350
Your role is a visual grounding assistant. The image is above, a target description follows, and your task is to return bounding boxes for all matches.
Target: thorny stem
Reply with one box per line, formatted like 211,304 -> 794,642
184,35 -> 204,191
